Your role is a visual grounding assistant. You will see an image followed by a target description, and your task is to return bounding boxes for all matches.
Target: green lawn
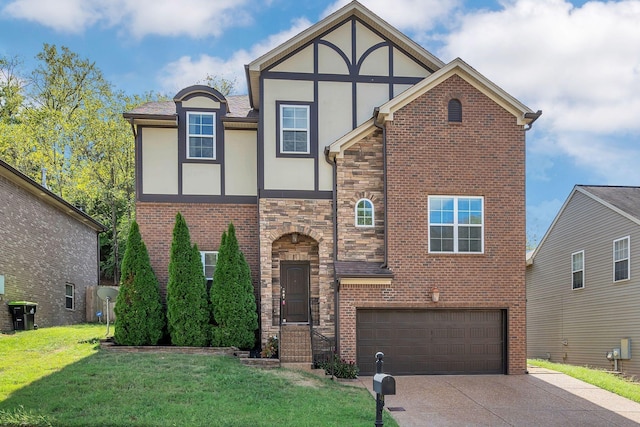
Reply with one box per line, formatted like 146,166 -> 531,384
529,359 -> 640,403
0,325 -> 397,427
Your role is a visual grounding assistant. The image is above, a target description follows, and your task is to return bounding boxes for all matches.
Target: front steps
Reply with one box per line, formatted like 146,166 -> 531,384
279,324 -> 312,364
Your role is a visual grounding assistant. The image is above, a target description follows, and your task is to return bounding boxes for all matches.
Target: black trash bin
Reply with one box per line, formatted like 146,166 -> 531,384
8,301 -> 38,331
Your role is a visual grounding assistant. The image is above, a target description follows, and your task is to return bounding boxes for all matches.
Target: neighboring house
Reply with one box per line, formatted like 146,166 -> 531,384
527,185 -> 640,376
0,159 -> 105,332
124,1 -> 540,375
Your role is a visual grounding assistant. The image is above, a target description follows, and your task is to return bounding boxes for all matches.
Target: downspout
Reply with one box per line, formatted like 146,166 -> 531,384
524,110 -> 542,131
324,146 -> 339,355
373,108 -> 389,268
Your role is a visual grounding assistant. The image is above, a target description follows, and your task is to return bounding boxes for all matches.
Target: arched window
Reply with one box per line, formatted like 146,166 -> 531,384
448,99 -> 462,122
355,198 -> 374,227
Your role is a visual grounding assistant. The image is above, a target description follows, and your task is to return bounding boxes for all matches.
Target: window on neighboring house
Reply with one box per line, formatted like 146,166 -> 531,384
65,283 -> 75,310
448,99 -> 462,122
429,196 -> 483,253
280,104 -> 310,154
355,198 -> 374,227
572,251 -> 584,290
187,112 -> 215,159
614,237 -> 630,282
200,251 -> 219,283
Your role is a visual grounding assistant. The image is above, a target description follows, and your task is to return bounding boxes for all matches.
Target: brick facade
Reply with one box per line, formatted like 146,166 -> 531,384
0,175 -> 99,331
135,202 -> 259,300
336,75 -> 527,374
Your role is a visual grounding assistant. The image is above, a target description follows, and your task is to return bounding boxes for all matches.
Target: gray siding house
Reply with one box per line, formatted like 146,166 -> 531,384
0,159 -> 105,331
527,185 -> 640,375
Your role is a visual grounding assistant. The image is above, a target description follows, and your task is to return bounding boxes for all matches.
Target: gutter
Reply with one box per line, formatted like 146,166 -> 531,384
524,110 -> 542,131
324,146 -> 340,355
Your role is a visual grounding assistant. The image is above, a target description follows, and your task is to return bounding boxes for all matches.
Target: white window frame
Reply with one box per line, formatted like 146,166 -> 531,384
280,104 -> 310,154
428,195 -> 484,254
187,112 -> 216,159
200,251 -> 219,281
571,250 -> 585,290
65,283 -> 75,310
613,236 -> 630,282
355,198 -> 374,227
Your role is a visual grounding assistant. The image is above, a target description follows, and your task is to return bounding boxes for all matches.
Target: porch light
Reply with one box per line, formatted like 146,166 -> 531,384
291,233 -> 299,244
431,287 -> 440,302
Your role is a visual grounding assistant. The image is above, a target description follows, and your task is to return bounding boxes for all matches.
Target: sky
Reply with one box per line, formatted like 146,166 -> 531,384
1,0 -> 639,245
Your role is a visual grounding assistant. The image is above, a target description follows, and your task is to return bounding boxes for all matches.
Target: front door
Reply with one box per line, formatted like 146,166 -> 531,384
281,261 -> 310,323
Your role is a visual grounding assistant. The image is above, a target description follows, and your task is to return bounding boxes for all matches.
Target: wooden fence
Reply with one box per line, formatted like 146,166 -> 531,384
85,285 -> 118,323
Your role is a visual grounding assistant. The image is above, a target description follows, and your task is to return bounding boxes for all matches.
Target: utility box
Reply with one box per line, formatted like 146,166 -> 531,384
373,373 -> 396,395
621,338 -> 632,360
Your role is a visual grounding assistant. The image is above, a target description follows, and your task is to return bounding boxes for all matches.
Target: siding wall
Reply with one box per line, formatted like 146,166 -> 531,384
0,175 -> 99,331
527,191 -> 640,375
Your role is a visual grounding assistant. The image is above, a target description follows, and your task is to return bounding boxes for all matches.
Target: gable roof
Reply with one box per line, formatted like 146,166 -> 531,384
527,185 -> 640,265
0,159 -> 106,232
246,0 -> 445,108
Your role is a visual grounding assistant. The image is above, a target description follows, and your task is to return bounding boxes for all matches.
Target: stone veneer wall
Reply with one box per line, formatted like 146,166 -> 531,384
336,129 -> 385,262
338,75 -> 527,374
0,174 -> 98,331
259,198 -> 334,344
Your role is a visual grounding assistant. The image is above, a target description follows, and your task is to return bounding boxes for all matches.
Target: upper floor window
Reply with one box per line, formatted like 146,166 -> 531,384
614,237 -> 630,282
280,104 -> 310,154
429,196 -> 483,253
200,251 -> 219,282
448,99 -> 462,122
572,251 -> 584,290
187,112 -> 215,159
355,198 -> 374,227
65,283 -> 75,310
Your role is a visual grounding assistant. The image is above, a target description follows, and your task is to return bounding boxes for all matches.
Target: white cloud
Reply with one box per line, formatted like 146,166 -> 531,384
158,17 -> 312,95
2,0 -> 252,38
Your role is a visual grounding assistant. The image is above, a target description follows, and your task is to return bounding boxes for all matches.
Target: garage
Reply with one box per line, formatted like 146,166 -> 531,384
356,309 -> 505,375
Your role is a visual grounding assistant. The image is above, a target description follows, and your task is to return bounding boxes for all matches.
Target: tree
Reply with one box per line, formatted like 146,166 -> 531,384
197,74 -> 236,96
166,213 -> 210,346
114,221 -> 164,345
210,223 -> 258,349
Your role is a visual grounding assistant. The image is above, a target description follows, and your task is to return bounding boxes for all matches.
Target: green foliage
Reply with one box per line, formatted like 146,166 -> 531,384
166,213 -> 210,346
210,223 -> 258,349
114,221 -> 165,346
318,354 -> 360,379
260,335 -> 279,358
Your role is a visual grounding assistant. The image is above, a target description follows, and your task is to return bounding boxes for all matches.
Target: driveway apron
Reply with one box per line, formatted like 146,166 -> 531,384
356,367 -> 640,426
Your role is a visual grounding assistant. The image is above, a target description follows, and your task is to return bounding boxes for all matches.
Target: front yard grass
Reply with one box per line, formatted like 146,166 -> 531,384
0,325 -> 397,427
529,358 -> 640,403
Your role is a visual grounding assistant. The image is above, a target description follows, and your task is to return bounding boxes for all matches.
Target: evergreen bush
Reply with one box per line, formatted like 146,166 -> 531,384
210,223 -> 258,349
114,221 -> 164,346
166,213 -> 210,346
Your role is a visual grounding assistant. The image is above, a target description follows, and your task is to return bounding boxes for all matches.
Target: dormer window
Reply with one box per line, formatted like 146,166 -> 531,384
187,112 -> 216,159
448,99 -> 462,122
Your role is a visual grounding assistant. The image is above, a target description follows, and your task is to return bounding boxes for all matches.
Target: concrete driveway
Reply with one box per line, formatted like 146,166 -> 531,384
356,367 -> 640,426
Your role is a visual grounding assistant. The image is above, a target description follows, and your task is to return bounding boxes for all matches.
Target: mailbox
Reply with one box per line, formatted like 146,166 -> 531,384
373,373 -> 396,395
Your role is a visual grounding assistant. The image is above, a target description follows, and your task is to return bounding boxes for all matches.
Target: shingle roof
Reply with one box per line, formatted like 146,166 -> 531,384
579,185 -> 640,220
125,95 -> 255,119
334,261 -> 394,278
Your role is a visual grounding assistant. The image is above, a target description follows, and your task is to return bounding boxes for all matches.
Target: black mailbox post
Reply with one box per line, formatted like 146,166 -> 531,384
372,352 -> 395,427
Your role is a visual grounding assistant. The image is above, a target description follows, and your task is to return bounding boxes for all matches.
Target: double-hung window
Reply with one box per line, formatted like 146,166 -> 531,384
65,283 -> 75,310
429,196 -> 483,253
355,198 -> 374,227
572,251 -> 584,289
187,112 -> 215,159
613,237 -> 630,282
280,104 -> 310,154
200,251 -> 219,283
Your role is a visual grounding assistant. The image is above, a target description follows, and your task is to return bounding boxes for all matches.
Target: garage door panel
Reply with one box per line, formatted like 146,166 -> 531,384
357,309 -> 505,375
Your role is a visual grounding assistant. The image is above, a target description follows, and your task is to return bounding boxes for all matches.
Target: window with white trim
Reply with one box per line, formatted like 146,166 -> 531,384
187,112 -> 215,159
614,237 -> 630,282
429,196 -> 483,253
355,198 -> 374,227
200,251 -> 219,282
65,283 -> 75,310
572,250 -> 584,290
280,105 -> 309,154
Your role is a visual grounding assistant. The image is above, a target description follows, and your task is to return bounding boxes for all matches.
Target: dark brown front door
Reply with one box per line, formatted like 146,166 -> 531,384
281,261 -> 309,323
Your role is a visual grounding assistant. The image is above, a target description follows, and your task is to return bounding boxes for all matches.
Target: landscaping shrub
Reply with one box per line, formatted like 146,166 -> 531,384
166,213 -> 210,346
260,335 -> 279,358
318,354 -> 360,379
210,223 -> 258,349
114,221 -> 164,346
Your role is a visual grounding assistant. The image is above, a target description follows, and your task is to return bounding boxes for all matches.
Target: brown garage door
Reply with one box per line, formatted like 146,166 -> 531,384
357,309 -> 505,375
